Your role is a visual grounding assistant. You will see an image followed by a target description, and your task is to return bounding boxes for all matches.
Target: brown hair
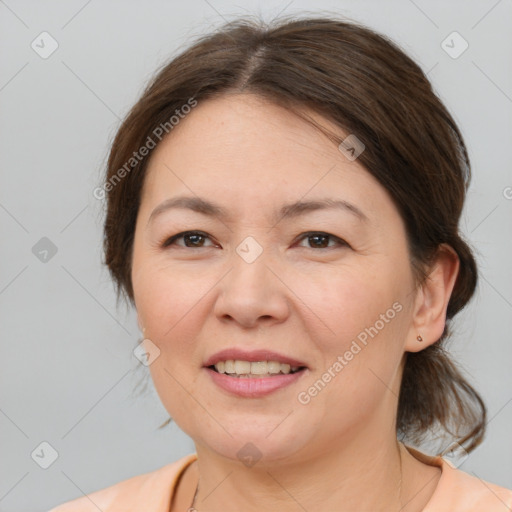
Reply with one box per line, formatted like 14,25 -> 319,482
102,15 -> 486,453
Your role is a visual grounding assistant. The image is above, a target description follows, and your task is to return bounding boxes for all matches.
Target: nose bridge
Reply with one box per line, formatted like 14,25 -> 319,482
229,234 -> 274,298
214,234 -> 289,326
235,234 -> 266,266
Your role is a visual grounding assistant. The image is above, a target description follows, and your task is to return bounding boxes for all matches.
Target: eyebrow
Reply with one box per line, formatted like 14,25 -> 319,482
146,195 -> 369,227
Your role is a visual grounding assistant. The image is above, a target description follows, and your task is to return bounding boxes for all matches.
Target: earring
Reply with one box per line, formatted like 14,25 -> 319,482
417,335 -> 423,342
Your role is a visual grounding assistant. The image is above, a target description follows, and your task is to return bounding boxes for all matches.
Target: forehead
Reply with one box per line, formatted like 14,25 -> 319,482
150,94 -> 342,168
139,93 -> 398,230
144,94 -> 368,185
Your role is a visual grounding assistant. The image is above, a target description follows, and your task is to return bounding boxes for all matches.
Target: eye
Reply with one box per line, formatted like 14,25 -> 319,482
162,230 -> 216,249
160,230 -> 349,250
296,232 -> 349,250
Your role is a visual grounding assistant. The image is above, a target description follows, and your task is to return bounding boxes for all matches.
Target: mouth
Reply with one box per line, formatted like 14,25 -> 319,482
205,363 -> 308,398
207,360 -> 307,378
203,349 -> 309,397
203,348 -> 309,376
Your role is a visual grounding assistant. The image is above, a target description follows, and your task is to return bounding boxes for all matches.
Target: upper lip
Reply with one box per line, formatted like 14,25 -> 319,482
204,348 -> 308,368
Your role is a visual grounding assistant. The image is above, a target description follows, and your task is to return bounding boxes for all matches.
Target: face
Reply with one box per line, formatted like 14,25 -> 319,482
131,94 -> 418,464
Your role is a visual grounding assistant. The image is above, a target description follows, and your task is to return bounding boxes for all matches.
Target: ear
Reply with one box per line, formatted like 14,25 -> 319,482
405,244 -> 460,353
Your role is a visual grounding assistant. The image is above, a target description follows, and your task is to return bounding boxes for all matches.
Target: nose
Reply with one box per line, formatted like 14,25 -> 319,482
213,246 -> 290,329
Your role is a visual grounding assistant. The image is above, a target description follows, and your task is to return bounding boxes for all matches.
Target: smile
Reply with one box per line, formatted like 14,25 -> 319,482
210,360 -> 304,377
205,364 -> 308,398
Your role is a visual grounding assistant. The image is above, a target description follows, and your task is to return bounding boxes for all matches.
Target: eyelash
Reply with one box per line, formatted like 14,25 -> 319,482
161,230 -> 349,250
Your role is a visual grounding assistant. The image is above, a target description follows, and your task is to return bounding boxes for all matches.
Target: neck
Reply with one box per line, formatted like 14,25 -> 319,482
189,432 -> 405,512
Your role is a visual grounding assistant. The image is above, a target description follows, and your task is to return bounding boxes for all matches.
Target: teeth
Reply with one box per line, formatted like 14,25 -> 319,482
234,360 -> 251,374
267,361 -> 281,374
213,360 -> 301,376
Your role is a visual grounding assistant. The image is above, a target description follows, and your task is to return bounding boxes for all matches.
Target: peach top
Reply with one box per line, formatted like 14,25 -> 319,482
49,446 -> 512,511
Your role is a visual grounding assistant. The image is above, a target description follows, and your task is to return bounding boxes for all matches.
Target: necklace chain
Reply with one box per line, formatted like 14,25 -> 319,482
187,442 -> 404,511
187,481 -> 199,512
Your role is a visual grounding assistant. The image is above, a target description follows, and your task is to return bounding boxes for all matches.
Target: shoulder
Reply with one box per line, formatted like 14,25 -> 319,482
48,453 -> 197,512
435,463 -> 512,511
405,445 -> 512,512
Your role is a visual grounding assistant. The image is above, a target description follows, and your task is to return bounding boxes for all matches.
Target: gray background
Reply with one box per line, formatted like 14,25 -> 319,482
0,0 -> 511,511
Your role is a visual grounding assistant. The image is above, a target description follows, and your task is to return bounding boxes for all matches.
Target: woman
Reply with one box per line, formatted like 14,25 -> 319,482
50,15 -> 512,512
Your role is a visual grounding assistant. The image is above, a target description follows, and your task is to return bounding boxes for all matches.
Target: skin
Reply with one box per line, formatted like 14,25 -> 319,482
131,93 -> 459,511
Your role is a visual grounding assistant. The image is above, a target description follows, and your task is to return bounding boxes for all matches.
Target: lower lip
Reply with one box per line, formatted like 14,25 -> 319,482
204,367 -> 307,398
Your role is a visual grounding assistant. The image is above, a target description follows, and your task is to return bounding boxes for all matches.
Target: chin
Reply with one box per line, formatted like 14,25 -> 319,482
192,420 -> 315,466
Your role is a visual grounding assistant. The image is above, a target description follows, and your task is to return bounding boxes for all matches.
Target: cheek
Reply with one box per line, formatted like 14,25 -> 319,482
132,259 -> 210,350
294,262 -> 407,350
292,261 -> 410,411
296,308 -> 402,433
131,241 -> 205,419
133,262 -> 212,423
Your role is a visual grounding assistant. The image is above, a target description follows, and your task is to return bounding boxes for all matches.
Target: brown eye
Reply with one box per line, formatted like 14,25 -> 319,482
163,231 -> 215,248
297,232 -> 348,249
